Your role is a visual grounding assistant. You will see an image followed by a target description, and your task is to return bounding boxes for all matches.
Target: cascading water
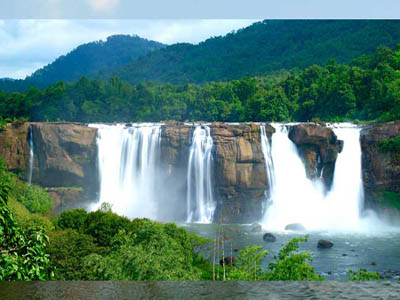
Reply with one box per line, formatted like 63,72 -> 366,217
27,126 -> 34,185
262,123 -> 365,231
89,124 -> 161,219
260,125 -> 275,200
186,125 -> 215,223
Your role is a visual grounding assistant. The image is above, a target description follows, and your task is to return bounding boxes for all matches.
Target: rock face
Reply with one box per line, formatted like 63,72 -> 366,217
211,123 -> 275,223
360,122 -> 400,222
158,123 -> 193,221
0,122 -> 31,176
0,122 -> 99,212
288,124 -> 343,190
31,123 -> 98,191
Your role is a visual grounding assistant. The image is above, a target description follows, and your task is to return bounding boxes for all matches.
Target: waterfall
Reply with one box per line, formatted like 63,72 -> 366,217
89,124 -> 161,219
186,125 -> 215,223
27,126 -> 34,185
260,125 -> 275,200
262,123 -> 364,231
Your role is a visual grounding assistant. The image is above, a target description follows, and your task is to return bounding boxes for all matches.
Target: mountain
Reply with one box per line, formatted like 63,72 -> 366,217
0,35 -> 165,91
2,20 -> 400,92
104,20 -> 400,84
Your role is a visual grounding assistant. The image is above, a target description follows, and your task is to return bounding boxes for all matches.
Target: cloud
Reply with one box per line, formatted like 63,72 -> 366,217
0,19 -> 257,79
85,0 -> 120,12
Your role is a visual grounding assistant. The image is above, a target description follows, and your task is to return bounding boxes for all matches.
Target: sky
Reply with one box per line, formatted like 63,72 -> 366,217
0,19 -> 257,79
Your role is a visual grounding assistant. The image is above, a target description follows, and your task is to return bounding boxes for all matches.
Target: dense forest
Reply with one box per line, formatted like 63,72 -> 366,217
1,45 -> 400,124
104,20 -> 400,85
0,35 -> 165,92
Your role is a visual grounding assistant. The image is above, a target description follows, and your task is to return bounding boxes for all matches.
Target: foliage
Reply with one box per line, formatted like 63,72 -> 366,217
80,221 -> 204,280
10,181 -> 52,214
264,236 -> 324,280
376,190 -> 400,210
348,269 -> 381,280
377,137 -> 400,153
57,209 -> 88,232
48,229 -> 100,280
225,236 -> 324,281
227,245 -> 268,280
1,45 -> 400,123
0,159 -> 54,280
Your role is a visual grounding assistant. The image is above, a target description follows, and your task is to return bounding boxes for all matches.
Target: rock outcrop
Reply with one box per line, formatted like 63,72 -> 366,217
360,122 -> 400,222
211,123 -> 275,223
0,122 -> 99,212
288,124 -> 343,190
0,122 -> 31,175
31,123 -> 98,191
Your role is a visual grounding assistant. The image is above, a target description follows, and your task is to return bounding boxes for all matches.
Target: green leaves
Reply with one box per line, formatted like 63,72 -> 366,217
225,236 -> 324,281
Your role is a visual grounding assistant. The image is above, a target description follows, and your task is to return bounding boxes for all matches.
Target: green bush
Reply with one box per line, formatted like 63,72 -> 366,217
265,236 -> 324,280
377,137 -> 400,153
0,159 -> 54,280
348,269 -> 381,280
48,229 -> 100,280
58,208 -> 88,232
10,179 -> 52,214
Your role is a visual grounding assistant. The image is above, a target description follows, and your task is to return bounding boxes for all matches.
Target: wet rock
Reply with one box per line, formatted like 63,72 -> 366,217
288,124 -> 343,190
360,121 -> 400,223
371,261 -> 376,266
263,233 -> 276,242
342,254 -> 348,256
212,123 -> 275,223
317,239 -> 334,249
220,256 -> 236,266
233,248 -> 239,252
285,223 -> 306,231
251,223 -> 262,232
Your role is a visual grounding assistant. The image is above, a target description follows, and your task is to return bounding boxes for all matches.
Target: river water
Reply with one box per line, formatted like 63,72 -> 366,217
184,223 -> 400,280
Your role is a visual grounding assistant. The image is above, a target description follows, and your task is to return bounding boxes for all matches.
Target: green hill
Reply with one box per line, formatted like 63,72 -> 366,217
105,20 -> 400,84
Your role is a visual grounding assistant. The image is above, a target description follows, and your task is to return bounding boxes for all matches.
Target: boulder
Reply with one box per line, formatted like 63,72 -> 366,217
288,124 -> 343,190
263,233 -> 276,242
285,223 -> 306,231
317,239 -> 334,249
251,223 -> 262,232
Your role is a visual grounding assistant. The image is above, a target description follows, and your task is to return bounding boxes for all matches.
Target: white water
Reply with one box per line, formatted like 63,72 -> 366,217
89,124 -> 161,219
27,126 -> 34,185
260,125 -> 275,199
262,123 -> 366,231
186,125 -> 215,223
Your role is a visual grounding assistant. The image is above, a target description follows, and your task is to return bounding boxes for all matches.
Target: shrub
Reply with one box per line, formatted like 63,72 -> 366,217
377,136 -> 400,153
265,236 -> 324,280
48,229 -> 100,280
348,269 -> 381,280
57,208 -> 88,232
10,179 -> 52,214
0,159 -> 54,280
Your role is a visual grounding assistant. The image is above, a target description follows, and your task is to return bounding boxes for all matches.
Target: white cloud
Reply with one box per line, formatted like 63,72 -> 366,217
85,0 -> 120,12
0,19 -> 257,79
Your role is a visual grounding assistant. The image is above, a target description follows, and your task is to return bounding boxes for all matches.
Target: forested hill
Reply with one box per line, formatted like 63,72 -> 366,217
103,20 -> 400,85
1,45 -> 400,124
0,35 -> 165,92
